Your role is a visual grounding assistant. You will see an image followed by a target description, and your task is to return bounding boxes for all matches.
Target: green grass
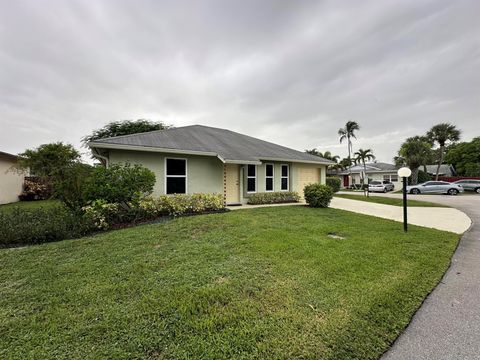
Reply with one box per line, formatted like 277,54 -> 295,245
334,193 -> 448,207
0,199 -> 61,212
0,206 -> 459,359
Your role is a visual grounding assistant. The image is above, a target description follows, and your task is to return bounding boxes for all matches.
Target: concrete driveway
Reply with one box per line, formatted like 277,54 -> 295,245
379,193 -> 480,359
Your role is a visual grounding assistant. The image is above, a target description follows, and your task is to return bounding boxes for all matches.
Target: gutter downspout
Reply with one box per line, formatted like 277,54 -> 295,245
91,147 -> 109,168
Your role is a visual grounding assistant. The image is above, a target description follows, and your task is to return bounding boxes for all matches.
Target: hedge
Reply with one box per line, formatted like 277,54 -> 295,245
0,193 -> 226,247
0,206 -> 94,247
247,191 -> 300,205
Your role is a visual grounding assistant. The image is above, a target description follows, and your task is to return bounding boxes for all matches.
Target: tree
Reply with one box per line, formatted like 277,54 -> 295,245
82,119 -> 171,146
354,148 -> 375,185
445,137 -> 480,176
339,157 -> 354,170
397,136 -> 432,184
306,149 -> 340,164
83,163 -> 156,205
426,123 -> 461,180
338,121 -> 360,161
17,142 -> 81,180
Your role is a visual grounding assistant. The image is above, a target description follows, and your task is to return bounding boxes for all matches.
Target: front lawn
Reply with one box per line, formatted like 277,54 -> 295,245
0,199 -> 60,212
0,206 -> 458,359
334,193 -> 448,207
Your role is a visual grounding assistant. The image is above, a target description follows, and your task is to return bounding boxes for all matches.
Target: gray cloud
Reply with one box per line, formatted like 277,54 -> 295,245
1,0 -> 479,162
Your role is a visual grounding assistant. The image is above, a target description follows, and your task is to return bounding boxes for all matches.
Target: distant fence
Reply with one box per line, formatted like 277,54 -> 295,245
439,176 -> 480,183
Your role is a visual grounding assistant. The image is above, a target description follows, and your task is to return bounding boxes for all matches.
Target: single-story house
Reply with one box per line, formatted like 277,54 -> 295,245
424,164 -> 456,177
88,125 -> 333,205
0,151 -> 24,205
328,162 -> 401,190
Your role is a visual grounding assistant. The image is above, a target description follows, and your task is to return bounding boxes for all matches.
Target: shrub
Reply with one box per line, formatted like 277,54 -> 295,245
0,206 -> 94,247
83,163 -> 155,205
18,178 -> 52,201
53,163 -> 93,210
83,193 -> 226,229
325,177 -> 341,193
143,193 -> 225,217
247,192 -> 300,205
303,184 -> 334,208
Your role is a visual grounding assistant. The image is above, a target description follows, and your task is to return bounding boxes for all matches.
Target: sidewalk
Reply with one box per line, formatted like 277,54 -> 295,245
227,197 -> 471,234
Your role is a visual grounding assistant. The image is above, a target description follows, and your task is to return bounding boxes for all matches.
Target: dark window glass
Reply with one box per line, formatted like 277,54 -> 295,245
166,177 -> 186,194
266,164 -> 273,177
266,178 -> 273,191
281,165 -> 288,177
247,178 -> 256,192
166,159 -> 186,175
247,165 -> 256,177
281,178 -> 288,190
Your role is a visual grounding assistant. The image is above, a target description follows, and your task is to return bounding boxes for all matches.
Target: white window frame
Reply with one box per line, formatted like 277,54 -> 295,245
165,157 -> 187,194
265,163 -> 274,192
247,164 -> 257,193
280,164 -> 289,191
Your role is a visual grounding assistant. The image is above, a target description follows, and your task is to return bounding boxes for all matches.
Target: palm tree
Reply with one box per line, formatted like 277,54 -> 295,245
339,157 -> 354,170
305,149 -> 340,165
397,136 -> 432,184
426,123 -> 461,180
354,148 -> 375,185
338,121 -> 360,161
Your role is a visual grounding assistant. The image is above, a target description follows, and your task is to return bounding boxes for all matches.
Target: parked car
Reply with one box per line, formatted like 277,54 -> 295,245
368,180 -> 394,193
406,181 -> 464,195
452,179 -> 480,194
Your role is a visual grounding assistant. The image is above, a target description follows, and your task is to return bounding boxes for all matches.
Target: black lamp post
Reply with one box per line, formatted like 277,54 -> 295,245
397,167 -> 412,232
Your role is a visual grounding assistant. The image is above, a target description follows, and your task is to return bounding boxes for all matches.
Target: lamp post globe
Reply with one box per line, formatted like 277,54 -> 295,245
397,167 -> 411,178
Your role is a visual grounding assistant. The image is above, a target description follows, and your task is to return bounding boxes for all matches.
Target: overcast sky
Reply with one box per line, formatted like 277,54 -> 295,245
1,0 -> 479,162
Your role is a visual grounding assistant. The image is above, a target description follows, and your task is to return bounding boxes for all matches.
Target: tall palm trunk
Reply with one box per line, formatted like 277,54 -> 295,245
347,135 -> 351,160
435,145 -> 445,181
411,167 -> 419,185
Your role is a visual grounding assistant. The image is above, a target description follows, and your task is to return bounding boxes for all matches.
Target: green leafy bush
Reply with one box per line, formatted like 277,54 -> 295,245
83,163 -> 155,205
83,193 -> 226,229
325,177 -> 341,193
0,206 -> 94,247
247,191 -> 300,205
303,184 -> 334,208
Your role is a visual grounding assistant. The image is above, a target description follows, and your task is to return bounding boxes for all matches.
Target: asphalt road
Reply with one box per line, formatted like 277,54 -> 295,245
380,193 -> 480,360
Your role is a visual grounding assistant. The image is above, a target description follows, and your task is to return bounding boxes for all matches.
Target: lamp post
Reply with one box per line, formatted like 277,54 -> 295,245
397,167 -> 412,232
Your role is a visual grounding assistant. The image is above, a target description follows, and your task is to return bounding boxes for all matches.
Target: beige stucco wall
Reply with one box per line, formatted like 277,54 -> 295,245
0,157 -> 24,205
108,150 -> 224,197
241,162 -> 327,202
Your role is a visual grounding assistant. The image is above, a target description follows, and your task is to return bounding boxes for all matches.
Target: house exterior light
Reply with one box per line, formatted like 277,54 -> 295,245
397,167 -> 411,232
397,167 -> 412,178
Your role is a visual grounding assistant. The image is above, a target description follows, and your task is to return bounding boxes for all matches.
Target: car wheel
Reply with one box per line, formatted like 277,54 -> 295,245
448,188 -> 458,195
475,187 -> 480,194
411,188 -> 420,195
383,188 -> 387,193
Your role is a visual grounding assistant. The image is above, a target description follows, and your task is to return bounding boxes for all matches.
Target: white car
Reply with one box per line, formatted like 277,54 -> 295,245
368,180 -> 395,193
406,181 -> 464,195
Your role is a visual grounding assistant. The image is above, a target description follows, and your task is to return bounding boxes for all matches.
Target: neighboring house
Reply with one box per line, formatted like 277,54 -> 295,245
424,164 -> 456,177
0,151 -> 24,205
88,125 -> 333,205
328,162 -> 401,190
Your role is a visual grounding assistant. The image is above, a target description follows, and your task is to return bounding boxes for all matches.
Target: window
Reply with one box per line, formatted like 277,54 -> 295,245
383,174 -> 398,182
165,158 -> 186,194
247,165 -> 256,192
280,164 -> 289,191
265,164 -> 274,192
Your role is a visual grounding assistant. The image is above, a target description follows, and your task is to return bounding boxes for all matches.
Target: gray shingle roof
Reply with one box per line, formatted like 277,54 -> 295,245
89,125 -> 333,164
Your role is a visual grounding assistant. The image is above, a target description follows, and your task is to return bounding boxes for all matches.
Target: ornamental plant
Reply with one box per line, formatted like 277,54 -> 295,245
303,183 -> 334,208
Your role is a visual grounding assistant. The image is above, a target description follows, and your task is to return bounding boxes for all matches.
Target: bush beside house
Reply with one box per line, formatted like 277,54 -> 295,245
304,184 -> 334,208
247,191 -> 300,205
325,177 -> 341,193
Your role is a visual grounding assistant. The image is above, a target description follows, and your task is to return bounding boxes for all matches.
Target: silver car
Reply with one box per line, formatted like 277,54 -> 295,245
368,180 -> 395,193
452,179 -> 480,194
406,181 -> 464,195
